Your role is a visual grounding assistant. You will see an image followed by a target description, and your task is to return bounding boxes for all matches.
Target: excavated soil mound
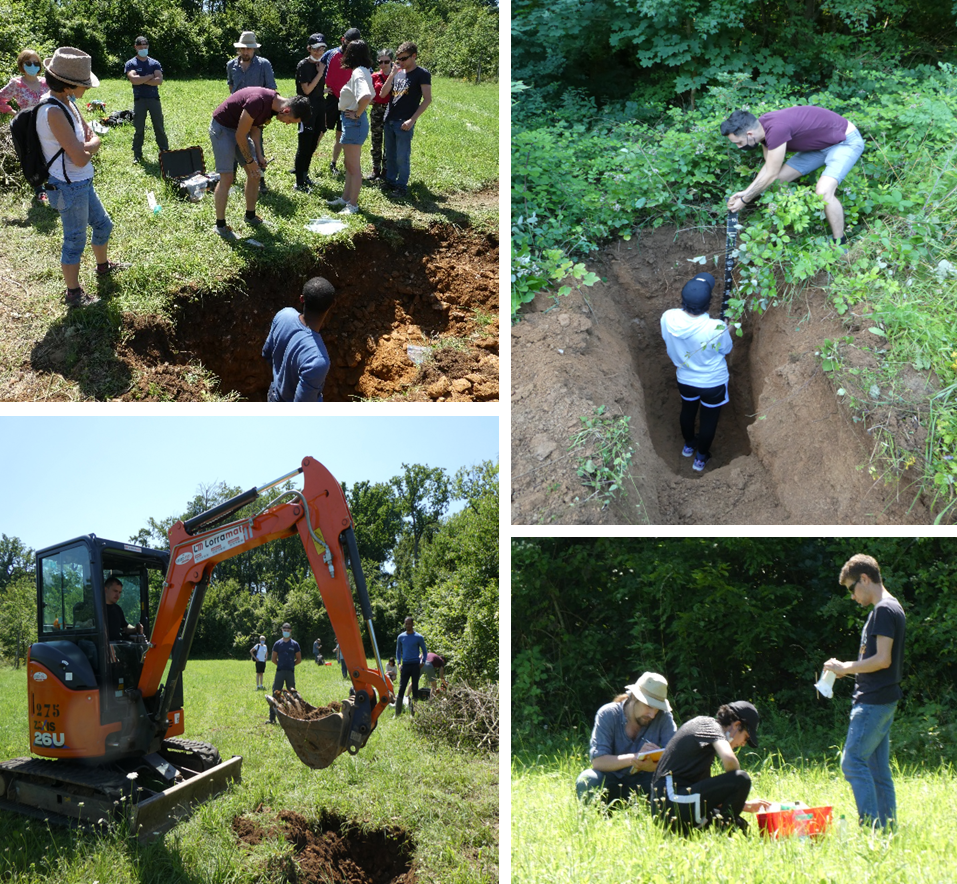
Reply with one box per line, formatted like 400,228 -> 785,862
512,226 -> 932,525
114,223 -> 498,402
234,808 -> 416,884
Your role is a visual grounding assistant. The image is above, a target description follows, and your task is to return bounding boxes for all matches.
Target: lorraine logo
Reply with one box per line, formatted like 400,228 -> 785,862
191,525 -> 248,563
32,672 -> 47,682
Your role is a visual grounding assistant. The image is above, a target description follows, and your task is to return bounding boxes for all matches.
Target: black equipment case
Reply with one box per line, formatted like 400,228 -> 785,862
159,147 -> 219,202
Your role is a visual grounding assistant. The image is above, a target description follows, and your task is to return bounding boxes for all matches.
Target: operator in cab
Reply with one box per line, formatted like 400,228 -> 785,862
104,576 -> 143,661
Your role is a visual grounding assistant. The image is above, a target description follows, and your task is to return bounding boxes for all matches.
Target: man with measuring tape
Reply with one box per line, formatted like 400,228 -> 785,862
721,106 -> 865,245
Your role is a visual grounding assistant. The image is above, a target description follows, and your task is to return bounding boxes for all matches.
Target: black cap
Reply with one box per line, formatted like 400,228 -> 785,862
681,272 -> 715,315
307,33 -> 326,48
728,700 -> 760,747
343,27 -> 362,42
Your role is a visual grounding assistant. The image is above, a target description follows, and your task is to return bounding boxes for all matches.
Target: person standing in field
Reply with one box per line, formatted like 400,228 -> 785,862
124,36 -> 169,164
267,622 -> 301,724
327,39 -> 373,216
0,48 -> 49,202
366,48 -> 393,182
227,31 -> 276,193
824,553 -> 906,830
721,106 -> 865,245
320,28 -> 362,176
379,41 -> 432,198
651,701 -> 770,834
250,634 -> 268,690
394,616 -> 427,717
293,33 -> 327,192
575,672 -> 676,805
313,637 -> 323,665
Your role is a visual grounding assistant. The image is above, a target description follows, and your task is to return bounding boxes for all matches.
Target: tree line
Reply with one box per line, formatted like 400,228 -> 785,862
0,0 -> 498,82
513,0 -> 955,112
0,459 -> 499,684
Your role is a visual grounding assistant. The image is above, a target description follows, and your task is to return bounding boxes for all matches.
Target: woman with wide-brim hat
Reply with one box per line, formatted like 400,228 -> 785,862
38,47 -> 127,308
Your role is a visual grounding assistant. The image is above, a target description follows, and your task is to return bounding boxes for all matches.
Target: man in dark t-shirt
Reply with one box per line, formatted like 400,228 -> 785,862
293,33 -> 328,191
379,41 -> 432,196
267,622 -> 302,724
824,553 -> 906,830
719,105 -> 865,244
104,575 -> 143,663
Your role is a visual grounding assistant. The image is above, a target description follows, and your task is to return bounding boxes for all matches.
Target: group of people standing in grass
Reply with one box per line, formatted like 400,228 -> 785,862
577,553 -> 905,836
2,27 -> 431,308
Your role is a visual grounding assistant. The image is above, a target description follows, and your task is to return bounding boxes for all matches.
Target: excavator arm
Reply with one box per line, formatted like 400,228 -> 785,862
138,456 -> 393,767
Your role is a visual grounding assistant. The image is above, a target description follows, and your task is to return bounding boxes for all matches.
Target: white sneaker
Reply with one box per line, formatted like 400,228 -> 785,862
338,203 -> 359,215
326,197 -> 347,207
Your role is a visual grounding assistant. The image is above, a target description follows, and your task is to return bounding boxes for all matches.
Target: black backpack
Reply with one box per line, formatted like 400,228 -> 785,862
10,96 -> 73,188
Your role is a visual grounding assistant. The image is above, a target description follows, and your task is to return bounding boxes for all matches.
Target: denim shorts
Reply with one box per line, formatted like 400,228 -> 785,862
45,176 -> 113,266
209,119 -> 256,174
339,111 -> 369,145
784,127 -> 865,184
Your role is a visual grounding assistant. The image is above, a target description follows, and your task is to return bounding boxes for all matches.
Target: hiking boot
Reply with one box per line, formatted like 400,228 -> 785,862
692,453 -> 710,472
64,287 -> 99,308
96,260 -> 131,276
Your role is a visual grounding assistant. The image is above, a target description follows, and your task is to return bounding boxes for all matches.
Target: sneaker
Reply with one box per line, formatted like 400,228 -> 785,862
132,156 -> 143,165
245,214 -> 264,227
338,204 -> 359,215
681,444 -> 695,457
364,170 -> 380,180
64,287 -> 99,307
96,260 -> 131,276
304,176 -> 317,187
214,224 -> 237,240
292,184 -> 312,194
692,454 -> 710,472
326,197 -> 347,208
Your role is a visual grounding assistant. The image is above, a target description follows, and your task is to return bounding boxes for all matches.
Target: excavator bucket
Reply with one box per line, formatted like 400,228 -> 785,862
266,689 -> 356,770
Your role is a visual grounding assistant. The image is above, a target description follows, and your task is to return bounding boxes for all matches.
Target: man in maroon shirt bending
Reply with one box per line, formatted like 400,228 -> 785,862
209,86 -> 310,238
720,106 -> 865,244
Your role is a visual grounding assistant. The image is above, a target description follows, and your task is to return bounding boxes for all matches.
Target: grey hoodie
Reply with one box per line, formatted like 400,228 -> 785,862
660,309 -> 733,388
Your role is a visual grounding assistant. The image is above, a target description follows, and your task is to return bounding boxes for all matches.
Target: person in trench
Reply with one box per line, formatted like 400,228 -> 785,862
660,272 -> 733,473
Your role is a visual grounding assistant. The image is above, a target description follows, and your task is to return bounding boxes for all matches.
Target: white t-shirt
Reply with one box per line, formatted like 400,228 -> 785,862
253,642 -> 268,662
36,98 -> 93,183
338,66 -> 373,112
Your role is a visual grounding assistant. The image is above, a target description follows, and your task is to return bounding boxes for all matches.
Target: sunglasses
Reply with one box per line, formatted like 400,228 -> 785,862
396,55 -> 411,62
847,578 -> 861,595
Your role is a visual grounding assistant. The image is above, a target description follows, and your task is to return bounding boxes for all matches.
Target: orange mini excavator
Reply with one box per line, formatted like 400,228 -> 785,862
0,457 -> 394,840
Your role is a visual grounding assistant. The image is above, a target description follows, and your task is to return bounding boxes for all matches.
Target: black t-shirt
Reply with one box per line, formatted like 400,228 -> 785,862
385,65 -> 431,123
106,602 -> 129,641
652,716 -> 725,790
853,596 -> 906,705
296,57 -> 326,113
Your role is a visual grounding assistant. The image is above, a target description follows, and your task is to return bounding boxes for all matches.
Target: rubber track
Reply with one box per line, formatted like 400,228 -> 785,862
0,756 -> 128,798
159,738 -> 222,772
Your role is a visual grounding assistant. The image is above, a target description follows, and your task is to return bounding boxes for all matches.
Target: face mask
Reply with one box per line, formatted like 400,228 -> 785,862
137,48 -> 149,57
24,63 -> 40,76
283,631 -> 291,638
724,730 -> 733,741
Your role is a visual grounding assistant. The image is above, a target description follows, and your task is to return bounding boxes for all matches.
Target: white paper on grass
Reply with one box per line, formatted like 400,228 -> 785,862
305,218 -> 347,235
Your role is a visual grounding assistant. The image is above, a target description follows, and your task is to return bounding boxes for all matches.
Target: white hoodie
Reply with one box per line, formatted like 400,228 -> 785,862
660,309 -> 733,388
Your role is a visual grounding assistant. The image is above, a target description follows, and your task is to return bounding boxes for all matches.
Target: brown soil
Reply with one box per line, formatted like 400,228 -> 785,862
125,224 -> 498,402
511,226 -> 933,525
233,808 -> 416,884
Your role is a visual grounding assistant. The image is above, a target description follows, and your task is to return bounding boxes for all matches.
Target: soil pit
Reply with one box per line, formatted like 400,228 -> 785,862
233,807 -> 416,884
118,224 -> 498,401
511,226 -> 931,525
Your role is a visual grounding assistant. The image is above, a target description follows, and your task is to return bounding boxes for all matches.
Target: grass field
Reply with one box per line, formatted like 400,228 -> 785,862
0,659 -> 498,883
0,77 -> 498,400
513,745 -> 957,884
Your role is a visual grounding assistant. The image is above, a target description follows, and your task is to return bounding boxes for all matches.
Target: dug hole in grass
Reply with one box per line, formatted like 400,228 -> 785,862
0,78 -> 499,402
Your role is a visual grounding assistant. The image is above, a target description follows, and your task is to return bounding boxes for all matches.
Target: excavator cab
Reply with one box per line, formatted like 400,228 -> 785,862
30,536 -> 179,760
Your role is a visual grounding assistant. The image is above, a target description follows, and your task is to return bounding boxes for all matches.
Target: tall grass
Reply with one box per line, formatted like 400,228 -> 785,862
513,745 -> 957,884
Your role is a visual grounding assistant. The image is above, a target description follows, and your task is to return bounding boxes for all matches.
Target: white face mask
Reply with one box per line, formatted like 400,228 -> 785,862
725,730 -> 733,741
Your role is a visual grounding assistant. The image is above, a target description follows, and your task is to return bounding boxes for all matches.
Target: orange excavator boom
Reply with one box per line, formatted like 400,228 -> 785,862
141,456 -> 393,762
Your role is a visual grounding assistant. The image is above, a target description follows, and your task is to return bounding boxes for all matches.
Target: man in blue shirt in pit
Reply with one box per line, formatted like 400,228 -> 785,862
394,616 -> 427,717
262,276 -> 336,402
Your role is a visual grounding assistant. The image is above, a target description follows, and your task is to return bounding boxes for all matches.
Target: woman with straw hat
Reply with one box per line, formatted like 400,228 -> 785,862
38,47 -> 127,307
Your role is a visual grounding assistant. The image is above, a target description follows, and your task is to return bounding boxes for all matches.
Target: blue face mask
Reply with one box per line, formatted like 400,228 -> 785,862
24,63 -> 41,76
283,631 -> 291,639
137,47 -> 149,58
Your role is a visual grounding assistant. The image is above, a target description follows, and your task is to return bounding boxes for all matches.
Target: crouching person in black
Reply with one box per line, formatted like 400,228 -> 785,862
652,701 -> 770,834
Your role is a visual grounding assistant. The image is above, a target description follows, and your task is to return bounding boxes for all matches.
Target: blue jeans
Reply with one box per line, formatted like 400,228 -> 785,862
841,700 -> 897,828
45,177 -> 113,266
384,119 -> 415,189
576,768 -> 653,805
